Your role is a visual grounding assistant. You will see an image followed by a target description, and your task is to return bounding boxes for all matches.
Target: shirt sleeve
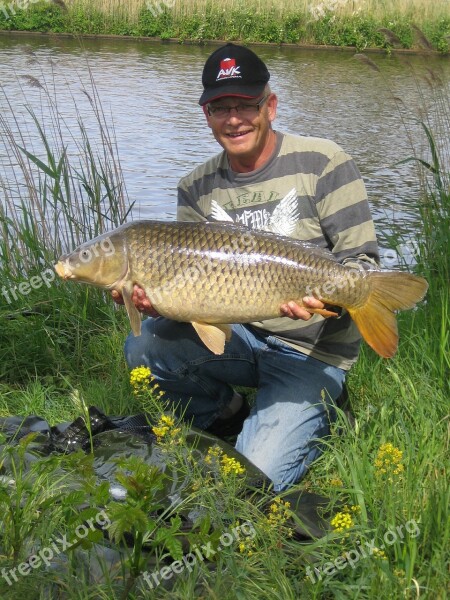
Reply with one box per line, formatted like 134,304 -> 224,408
176,179 -> 208,222
315,149 -> 380,270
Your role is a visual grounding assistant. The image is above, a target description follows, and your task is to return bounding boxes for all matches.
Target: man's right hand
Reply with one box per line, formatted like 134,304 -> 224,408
111,285 -> 160,317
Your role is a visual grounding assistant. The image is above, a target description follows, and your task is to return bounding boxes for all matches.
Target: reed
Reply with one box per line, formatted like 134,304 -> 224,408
0,58 -> 133,383
63,0 -> 450,23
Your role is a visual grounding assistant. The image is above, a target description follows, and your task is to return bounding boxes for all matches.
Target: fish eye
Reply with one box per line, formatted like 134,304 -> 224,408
79,249 -> 92,263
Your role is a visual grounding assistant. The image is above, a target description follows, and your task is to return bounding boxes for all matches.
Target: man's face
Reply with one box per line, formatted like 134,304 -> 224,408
203,93 -> 278,170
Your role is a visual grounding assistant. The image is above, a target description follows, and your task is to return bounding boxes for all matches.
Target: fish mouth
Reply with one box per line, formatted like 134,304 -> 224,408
54,260 -> 73,280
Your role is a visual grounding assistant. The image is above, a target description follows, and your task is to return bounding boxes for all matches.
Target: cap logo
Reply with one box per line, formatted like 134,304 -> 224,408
216,57 -> 242,81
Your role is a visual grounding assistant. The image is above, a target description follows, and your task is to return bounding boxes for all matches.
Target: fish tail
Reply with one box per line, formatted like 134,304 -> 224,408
347,271 -> 428,358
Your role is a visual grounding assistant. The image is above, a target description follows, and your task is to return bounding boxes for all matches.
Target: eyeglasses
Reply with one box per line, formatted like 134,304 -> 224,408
206,95 -> 270,118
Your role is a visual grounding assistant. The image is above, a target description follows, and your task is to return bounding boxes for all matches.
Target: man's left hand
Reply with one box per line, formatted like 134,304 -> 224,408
280,297 -> 325,321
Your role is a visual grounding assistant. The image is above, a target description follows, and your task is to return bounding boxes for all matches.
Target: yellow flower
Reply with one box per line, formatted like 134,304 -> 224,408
130,366 -> 152,394
372,547 -> 388,560
266,496 -> 292,532
331,510 -> 354,533
152,414 -> 181,442
204,446 -> 245,476
374,442 -> 404,479
220,454 -> 246,476
204,445 -> 222,465
238,540 -> 254,556
330,477 -> 343,487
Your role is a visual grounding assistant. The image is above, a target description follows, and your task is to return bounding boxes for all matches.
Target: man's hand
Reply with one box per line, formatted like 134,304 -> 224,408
111,285 -> 160,317
280,297 -> 326,321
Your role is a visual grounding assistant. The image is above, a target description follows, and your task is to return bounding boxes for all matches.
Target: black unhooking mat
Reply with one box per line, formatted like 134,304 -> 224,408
0,406 -> 333,592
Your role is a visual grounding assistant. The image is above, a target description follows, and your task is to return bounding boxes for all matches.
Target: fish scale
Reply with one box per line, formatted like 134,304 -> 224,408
55,220 -> 428,358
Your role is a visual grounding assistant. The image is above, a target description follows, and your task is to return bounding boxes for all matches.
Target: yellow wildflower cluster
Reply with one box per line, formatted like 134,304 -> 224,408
130,366 -> 152,395
152,414 -> 181,443
372,547 -> 388,560
129,365 -> 165,400
374,442 -> 404,479
238,539 -> 255,557
237,497 -> 294,557
331,507 -> 355,533
204,445 -> 246,477
236,520 -> 256,557
331,511 -> 353,533
329,477 -> 343,487
266,496 -> 292,529
221,454 -> 246,476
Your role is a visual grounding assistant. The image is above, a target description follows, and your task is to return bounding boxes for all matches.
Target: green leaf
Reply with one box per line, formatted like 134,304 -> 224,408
17,145 -> 56,178
163,535 -> 183,561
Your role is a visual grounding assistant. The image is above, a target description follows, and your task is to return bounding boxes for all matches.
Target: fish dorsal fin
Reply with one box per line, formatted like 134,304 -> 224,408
192,322 -> 232,355
121,283 -> 142,336
210,201 -> 234,223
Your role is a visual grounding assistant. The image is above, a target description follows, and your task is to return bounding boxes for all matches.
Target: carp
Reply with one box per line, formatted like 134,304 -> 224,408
54,220 -> 428,358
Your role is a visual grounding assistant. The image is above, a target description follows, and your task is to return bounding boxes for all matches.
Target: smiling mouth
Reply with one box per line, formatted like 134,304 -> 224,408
227,130 -> 251,138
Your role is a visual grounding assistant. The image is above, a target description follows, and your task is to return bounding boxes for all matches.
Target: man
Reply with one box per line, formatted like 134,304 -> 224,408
118,43 -> 379,492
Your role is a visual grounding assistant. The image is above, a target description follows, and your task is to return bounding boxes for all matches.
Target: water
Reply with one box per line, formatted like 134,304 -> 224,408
1,33 -> 449,261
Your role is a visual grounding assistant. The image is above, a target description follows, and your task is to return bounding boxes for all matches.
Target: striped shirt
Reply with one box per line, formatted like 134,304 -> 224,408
177,131 -> 380,370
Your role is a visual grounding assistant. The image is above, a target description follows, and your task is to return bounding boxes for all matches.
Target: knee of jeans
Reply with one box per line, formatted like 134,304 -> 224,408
124,317 -> 192,371
125,331 -> 147,369
124,317 -> 163,369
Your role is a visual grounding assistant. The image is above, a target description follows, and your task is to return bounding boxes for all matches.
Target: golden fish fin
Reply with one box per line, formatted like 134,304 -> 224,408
191,322 -> 231,355
121,285 -> 142,336
216,323 -> 232,341
305,307 -> 339,318
347,271 -> 428,358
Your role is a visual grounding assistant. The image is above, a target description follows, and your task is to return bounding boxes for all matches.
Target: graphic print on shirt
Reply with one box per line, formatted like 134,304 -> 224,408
210,188 -> 299,236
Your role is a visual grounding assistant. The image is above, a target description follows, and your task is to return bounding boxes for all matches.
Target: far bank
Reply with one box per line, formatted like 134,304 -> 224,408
0,0 -> 449,52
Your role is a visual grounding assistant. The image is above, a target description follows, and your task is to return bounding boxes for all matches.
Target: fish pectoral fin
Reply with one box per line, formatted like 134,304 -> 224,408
305,307 -> 339,318
192,322 -> 232,355
121,285 -> 142,336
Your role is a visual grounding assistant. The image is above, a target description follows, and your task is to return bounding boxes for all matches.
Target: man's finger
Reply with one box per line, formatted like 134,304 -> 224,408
111,290 -> 124,305
280,302 -> 312,321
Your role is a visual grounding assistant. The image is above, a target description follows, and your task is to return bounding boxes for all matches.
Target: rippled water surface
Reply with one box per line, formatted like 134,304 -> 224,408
1,34 -> 449,256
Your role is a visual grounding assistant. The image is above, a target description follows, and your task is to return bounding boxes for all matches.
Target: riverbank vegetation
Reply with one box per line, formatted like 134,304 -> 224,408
0,57 -> 449,598
0,0 -> 449,52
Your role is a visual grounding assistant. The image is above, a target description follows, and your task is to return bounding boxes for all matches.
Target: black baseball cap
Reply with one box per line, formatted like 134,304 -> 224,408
199,43 -> 270,106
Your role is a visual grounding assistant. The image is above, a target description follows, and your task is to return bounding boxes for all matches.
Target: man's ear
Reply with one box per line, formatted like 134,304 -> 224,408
202,105 -> 212,129
267,93 -> 278,124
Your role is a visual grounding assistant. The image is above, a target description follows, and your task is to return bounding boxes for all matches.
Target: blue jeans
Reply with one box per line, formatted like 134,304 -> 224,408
125,318 -> 346,491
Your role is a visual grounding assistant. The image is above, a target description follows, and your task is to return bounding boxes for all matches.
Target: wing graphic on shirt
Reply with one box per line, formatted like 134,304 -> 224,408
210,201 -> 234,223
266,187 -> 299,236
210,187 -> 299,236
